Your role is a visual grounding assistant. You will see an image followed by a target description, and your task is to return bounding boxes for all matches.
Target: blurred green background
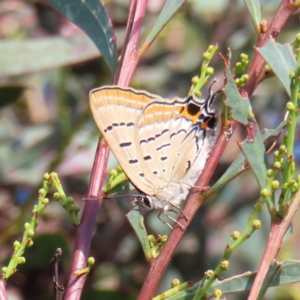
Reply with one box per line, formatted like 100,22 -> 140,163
1,0 -> 300,299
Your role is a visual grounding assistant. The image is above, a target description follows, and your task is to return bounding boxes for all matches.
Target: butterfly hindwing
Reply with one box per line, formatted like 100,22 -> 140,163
136,95 -> 213,186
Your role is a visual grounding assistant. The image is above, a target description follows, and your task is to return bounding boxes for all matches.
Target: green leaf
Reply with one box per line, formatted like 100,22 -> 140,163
0,36 -> 100,78
240,130 -> 268,189
143,0 -> 186,45
46,0 -> 117,73
0,125 -> 63,184
0,85 -> 25,108
166,260 -> 300,299
257,40 -> 296,96
210,154 -> 246,193
244,0 -> 261,32
258,259 -> 300,299
224,68 -> 251,125
126,206 -> 152,262
210,121 -> 286,193
261,121 -> 287,142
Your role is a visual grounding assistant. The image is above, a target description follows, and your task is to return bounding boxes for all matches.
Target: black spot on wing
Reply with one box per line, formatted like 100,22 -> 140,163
127,122 -> 134,127
195,136 -> 200,151
187,102 -> 200,116
119,142 -> 132,148
105,125 -> 113,132
139,173 -> 144,177
162,129 -> 169,135
112,123 -> 119,127
155,129 -> 169,139
170,129 -> 186,139
177,129 -> 187,135
143,155 -> 152,161
178,106 -> 184,113
148,137 -> 155,142
186,160 -> 191,172
129,159 -> 138,164
207,116 -> 218,129
120,122 -> 126,126
153,171 -> 158,175
140,139 -> 147,145
160,156 -> 168,161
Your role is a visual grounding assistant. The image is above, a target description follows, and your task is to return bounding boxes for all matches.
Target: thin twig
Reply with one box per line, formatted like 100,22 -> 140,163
50,248 -> 64,300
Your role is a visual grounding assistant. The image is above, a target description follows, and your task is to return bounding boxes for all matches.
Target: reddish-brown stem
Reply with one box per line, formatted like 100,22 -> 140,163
241,0 -> 298,97
65,140 -> 110,299
248,188 -> 300,300
65,1 -> 149,299
0,281 -> 7,300
138,1 -> 298,298
117,0 -> 148,87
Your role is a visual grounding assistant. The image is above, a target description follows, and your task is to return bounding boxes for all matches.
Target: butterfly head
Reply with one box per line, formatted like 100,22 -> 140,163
136,195 -> 155,210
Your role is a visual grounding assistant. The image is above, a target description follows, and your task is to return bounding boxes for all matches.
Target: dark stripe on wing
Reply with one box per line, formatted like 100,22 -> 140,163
156,143 -> 171,151
129,159 -> 138,164
119,142 -> 132,148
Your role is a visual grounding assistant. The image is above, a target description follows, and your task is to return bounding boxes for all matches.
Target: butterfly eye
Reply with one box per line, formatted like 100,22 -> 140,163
137,195 -> 153,210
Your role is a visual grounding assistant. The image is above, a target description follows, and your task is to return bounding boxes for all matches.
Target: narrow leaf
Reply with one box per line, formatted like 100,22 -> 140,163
126,206 -> 152,262
0,36 -> 100,78
210,121 -> 286,193
244,0 -> 261,32
240,132 -> 268,189
257,40 -> 296,96
46,0 -> 117,73
143,0 -> 186,45
261,121 -> 287,142
224,68 -> 251,125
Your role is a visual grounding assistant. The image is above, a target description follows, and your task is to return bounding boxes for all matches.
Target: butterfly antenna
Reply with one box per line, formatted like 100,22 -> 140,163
104,193 -> 141,199
83,193 -> 141,201
208,78 -> 218,95
206,78 -> 218,106
205,78 -> 223,114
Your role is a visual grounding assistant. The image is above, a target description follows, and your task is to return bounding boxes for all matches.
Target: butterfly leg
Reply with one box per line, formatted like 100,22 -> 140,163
157,210 -> 185,230
157,211 -> 174,230
167,201 -> 189,222
193,186 -> 210,193
180,180 -> 210,194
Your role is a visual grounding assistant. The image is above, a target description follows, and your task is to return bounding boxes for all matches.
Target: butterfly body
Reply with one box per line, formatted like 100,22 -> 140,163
90,86 -> 217,228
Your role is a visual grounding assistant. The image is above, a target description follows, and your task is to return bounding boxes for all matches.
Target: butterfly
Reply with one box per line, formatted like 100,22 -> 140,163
89,86 -> 218,229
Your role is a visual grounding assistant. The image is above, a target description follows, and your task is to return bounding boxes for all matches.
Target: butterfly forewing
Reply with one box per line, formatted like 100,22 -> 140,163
90,86 -> 159,195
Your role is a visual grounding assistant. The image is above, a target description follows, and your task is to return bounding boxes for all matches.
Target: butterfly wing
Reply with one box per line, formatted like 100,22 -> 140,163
90,86 -> 162,195
136,95 -> 217,187
170,96 -> 217,186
